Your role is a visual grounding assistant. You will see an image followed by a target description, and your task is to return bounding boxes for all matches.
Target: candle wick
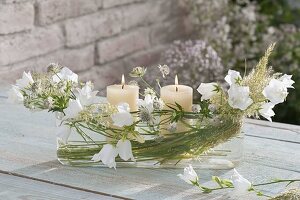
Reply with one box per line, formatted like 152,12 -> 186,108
122,84 -> 125,89
176,86 -> 178,92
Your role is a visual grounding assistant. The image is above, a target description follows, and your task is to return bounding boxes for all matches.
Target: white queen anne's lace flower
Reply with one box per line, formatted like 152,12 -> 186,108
8,85 -> 24,104
116,139 -> 135,161
92,144 -> 118,169
228,85 -> 253,110
178,164 -> 199,185
111,103 -> 134,127
259,102 -> 275,122
52,67 -> 78,83
263,79 -> 288,104
157,64 -> 170,78
197,82 -> 218,100
16,72 -> 34,89
231,169 -> 252,195
225,70 -> 242,85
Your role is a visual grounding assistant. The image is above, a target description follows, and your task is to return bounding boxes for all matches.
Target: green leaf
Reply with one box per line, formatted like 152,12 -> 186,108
175,102 -> 183,111
212,176 -> 223,188
221,179 -> 233,187
200,186 -> 212,193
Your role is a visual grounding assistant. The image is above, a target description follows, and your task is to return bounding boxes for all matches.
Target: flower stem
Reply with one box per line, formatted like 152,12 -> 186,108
253,179 -> 300,187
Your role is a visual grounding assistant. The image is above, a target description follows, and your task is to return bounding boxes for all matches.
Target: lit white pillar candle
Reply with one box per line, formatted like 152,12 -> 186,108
160,75 -> 193,111
107,75 -> 139,111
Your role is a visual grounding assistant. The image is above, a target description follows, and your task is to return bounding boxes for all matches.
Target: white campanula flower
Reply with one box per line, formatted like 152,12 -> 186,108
56,125 -> 71,144
197,82 -> 218,100
263,79 -> 288,104
116,139 -> 135,161
228,85 -> 253,110
64,99 -> 83,119
76,81 -> 98,106
278,74 -> 294,89
16,72 -> 34,89
111,103 -> 134,127
225,70 -> 242,86
52,67 -> 78,83
92,144 -> 118,169
259,102 -> 275,122
8,85 -> 24,104
231,169 -> 252,195
178,164 -> 199,185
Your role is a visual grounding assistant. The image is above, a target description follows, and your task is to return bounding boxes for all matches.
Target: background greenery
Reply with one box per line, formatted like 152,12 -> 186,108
257,0 -> 300,124
185,0 -> 300,125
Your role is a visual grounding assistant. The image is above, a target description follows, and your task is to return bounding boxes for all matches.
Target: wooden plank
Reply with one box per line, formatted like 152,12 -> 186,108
244,119 -> 300,143
246,118 -> 300,132
2,161 -> 299,200
0,173 -> 121,200
244,136 -> 300,172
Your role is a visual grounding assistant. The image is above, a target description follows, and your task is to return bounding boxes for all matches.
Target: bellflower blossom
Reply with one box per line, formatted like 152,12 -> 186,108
92,144 -> 118,169
52,67 -> 78,83
259,102 -> 275,122
231,169 -> 252,195
64,99 -> 83,119
8,85 -> 24,104
76,81 -> 98,106
225,70 -> 242,86
178,165 -> 199,185
263,79 -> 288,104
197,82 -> 218,100
228,85 -> 253,110
16,72 -> 34,89
116,139 -> 135,161
111,103 -> 134,127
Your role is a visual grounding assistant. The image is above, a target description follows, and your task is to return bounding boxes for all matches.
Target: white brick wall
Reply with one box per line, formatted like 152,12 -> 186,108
0,0 -> 189,90
0,3 -> 34,34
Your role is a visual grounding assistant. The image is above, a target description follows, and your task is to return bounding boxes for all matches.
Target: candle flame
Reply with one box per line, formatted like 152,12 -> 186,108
121,74 -> 125,89
175,75 -> 178,92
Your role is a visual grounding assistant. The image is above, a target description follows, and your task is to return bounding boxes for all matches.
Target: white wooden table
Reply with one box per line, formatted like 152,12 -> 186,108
0,93 -> 299,200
